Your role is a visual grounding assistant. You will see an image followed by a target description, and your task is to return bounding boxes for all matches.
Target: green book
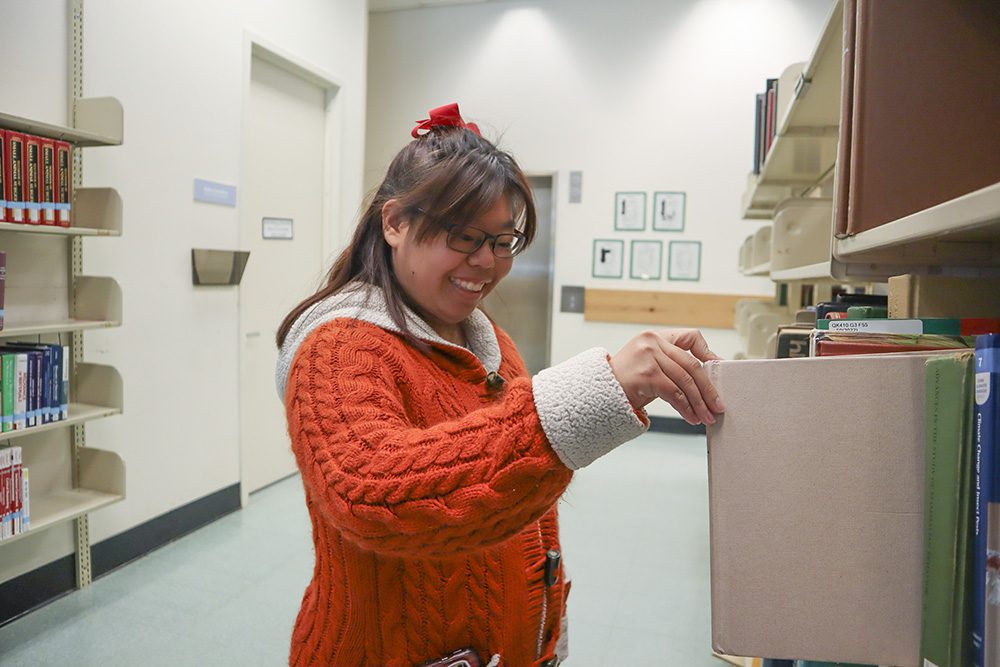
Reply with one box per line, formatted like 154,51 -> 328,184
846,305 -> 888,319
921,351 -> 976,667
1,354 -> 13,432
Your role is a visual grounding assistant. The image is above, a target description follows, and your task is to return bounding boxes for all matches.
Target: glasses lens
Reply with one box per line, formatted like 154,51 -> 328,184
447,227 -> 486,253
493,234 -> 525,258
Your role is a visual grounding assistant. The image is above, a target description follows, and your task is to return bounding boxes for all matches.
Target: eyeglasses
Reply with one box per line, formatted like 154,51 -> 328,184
444,224 -> 528,258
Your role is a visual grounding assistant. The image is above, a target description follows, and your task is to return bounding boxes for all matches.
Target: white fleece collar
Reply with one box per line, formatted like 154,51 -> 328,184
275,283 -> 502,400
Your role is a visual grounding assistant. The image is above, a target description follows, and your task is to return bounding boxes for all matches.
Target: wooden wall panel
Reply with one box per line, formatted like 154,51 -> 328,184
584,289 -> 771,329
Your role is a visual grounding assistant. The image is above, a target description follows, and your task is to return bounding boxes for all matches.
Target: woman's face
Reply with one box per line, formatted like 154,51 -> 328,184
383,197 -> 516,345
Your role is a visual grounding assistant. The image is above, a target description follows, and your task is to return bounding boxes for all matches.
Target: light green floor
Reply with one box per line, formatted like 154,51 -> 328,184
0,431 -> 719,667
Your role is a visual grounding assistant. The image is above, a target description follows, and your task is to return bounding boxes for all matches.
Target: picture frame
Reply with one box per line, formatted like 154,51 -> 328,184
668,240 -> 701,281
614,192 -> 646,231
629,240 -> 663,280
652,191 -> 686,232
592,239 -> 625,278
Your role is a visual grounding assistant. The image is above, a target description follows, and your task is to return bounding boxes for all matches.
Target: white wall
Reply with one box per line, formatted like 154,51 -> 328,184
367,0 -> 832,417
0,0 -> 367,580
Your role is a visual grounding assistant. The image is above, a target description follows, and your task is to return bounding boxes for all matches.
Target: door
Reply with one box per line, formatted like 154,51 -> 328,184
482,175 -> 555,374
239,53 -> 329,497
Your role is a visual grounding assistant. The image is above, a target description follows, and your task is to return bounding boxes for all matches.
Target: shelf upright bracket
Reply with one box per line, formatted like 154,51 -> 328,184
69,0 -> 93,589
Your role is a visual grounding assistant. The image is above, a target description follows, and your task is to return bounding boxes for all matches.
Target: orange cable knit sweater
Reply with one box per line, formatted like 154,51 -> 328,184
279,287 -> 647,666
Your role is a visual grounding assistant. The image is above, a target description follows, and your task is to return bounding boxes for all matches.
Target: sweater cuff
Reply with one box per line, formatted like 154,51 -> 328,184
533,347 -> 649,470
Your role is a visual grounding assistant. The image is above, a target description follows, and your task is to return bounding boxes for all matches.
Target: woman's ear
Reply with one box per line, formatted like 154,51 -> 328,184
381,199 -> 409,250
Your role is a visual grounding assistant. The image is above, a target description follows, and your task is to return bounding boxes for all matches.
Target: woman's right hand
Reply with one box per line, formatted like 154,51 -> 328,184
609,329 -> 725,425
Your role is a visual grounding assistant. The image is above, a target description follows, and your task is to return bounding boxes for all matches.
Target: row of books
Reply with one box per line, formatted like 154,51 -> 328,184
0,446 -> 30,541
764,297 -> 999,666
752,77 -> 779,175
1,128 -> 72,227
0,343 -> 70,432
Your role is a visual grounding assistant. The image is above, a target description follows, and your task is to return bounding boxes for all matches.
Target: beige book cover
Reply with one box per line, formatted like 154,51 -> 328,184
888,274 -> 1000,319
704,353 -> 955,667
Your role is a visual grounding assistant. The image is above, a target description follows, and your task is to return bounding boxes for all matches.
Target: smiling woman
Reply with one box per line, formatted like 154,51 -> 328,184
273,103 -> 724,667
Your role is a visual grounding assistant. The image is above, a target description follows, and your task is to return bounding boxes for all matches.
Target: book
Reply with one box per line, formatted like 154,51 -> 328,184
59,345 -> 68,420
40,138 -> 56,225
818,318 -> 1000,336
0,250 -> 5,330
10,446 -> 21,536
23,134 -> 40,225
845,305 -> 887,319
813,332 -> 972,358
12,352 -> 27,430
1,354 -> 14,432
775,325 -> 811,359
973,334 -> 1000,667
889,275 -> 1000,319
0,128 -> 6,223
55,140 -> 71,227
753,94 -> 764,174
4,344 -> 57,424
921,352 -> 975,667
0,447 -> 10,540
5,131 -> 25,223
21,465 -> 29,531
707,352 -> 961,666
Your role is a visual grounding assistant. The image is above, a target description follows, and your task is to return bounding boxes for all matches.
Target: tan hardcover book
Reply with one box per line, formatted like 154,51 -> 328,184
706,352 -> 960,667
888,274 -> 1000,319
845,1 -> 1000,236
832,0 -> 855,238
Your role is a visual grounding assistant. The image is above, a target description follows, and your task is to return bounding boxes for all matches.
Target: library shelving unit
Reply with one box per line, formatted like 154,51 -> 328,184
0,98 -> 125,583
728,0 -> 1000,663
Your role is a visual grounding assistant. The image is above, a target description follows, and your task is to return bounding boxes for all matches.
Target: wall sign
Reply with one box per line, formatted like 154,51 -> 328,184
630,240 -> 663,280
653,191 -> 685,232
262,217 -> 294,240
193,178 -> 238,207
592,239 -> 624,278
614,192 -> 646,231
668,240 -> 701,281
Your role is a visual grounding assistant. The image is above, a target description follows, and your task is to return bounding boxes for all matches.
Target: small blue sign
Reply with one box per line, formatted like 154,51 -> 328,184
194,179 -> 238,207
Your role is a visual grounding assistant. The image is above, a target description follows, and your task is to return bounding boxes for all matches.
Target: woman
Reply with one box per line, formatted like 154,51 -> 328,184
275,103 -> 724,667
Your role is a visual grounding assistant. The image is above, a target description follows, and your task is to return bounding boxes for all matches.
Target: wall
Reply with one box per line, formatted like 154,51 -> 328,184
367,0 -> 833,417
0,0 -> 367,581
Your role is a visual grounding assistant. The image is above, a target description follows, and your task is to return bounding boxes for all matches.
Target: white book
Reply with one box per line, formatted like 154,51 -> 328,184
21,466 -> 29,531
0,448 -> 10,540
10,446 -> 21,536
13,353 -> 27,430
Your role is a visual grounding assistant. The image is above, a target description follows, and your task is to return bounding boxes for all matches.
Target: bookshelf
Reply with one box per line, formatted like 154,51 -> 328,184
0,97 -> 126,588
727,0 -> 1000,663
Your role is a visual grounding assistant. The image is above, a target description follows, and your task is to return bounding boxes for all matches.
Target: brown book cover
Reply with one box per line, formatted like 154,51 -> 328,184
706,352 -> 960,667
832,0 -> 855,238
846,1 -> 1000,236
888,274 -> 1000,319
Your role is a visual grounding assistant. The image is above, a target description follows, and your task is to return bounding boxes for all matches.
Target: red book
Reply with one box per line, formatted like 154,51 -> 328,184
5,132 -> 25,224
0,128 -> 7,223
816,340 -> 964,357
40,139 -> 56,226
23,134 -> 41,225
55,141 -> 71,227
826,311 -> 850,320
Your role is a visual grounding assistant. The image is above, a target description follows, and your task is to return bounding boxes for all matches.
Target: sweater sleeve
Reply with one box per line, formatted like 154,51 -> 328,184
285,322 -> 575,558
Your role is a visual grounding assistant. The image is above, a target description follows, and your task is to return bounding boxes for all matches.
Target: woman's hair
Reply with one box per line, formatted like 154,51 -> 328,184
275,126 -> 536,348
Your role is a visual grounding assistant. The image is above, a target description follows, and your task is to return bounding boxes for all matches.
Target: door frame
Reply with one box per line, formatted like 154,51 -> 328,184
524,170 -> 559,371
237,33 -> 344,506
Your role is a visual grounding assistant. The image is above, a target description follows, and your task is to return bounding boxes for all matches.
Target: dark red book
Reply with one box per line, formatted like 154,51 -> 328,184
5,132 -> 25,224
40,139 -> 56,226
55,141 -> 71,228
23,134 -> 41,225
0,128 -> 6,223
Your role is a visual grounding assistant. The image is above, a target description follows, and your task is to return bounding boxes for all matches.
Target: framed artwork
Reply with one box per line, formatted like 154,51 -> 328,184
629,240 -> 663,280
614,192 -> 646,231
592,239 -> 624,278
668,240 -> 701,281
652,191 -> 686,232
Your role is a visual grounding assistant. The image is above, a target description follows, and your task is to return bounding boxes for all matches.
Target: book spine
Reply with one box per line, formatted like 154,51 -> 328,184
0,128 -> 7,223
21,466 -> 28,531
23,135 -> 40,225
974,334 -> 1000,666
11,446 -> 21,536
6,132 -> 25,223
61,345 -> 69,420
13,353 -> 27,430
0,249 -> 5,331
50,345 -> 60,422
26,352 -> 37,427
1,354 -> 13,432
753,94 -> 764,174
40,347 -> 51,424
55,141 -> 71,227
40,139 -> 56,226
0,447 -> 9,540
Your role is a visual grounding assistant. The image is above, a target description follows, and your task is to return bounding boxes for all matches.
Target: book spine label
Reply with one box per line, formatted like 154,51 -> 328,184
974,335 -> 1000,666
23,135 -> 40,225
828,318 -> 925,334
40,139 -> 56,225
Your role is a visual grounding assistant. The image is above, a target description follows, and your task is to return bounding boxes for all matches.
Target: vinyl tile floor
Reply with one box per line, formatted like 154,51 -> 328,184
0,431 -> 720,667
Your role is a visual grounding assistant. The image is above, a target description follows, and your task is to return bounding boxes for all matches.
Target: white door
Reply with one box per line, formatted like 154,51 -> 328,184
239,54 -> 329,497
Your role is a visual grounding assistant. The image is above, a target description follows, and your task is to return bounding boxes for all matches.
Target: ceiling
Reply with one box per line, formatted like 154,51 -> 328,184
369,0 -> 491,13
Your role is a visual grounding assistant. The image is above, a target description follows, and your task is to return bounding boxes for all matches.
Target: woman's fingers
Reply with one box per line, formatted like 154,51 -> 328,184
657,337 -> 725,417
648,346 -> 716,425
663,328 -> 723,363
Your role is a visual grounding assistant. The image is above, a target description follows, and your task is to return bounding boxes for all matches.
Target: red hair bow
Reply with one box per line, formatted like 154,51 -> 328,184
411,102 -> 481,139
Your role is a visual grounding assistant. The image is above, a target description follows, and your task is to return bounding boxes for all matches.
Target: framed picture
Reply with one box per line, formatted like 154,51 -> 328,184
629,240 -> 663,280
668,240 -> 701,281
592,239 -> 624,278
652,191 -> 685,232
614,192 -> 646,231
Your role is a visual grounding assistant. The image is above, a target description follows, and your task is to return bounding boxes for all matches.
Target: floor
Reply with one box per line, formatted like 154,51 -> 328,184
0,431 -> 720,667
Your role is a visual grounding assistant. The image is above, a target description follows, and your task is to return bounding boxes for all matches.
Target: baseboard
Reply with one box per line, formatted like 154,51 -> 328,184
648,415 -> 706,436
0,482 -> 241,627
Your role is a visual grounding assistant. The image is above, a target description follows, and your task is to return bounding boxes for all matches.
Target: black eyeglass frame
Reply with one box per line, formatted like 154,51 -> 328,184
442,223 -> 528,258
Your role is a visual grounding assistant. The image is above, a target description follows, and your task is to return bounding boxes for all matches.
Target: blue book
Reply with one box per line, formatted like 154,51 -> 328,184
974,334 -> 1000,666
